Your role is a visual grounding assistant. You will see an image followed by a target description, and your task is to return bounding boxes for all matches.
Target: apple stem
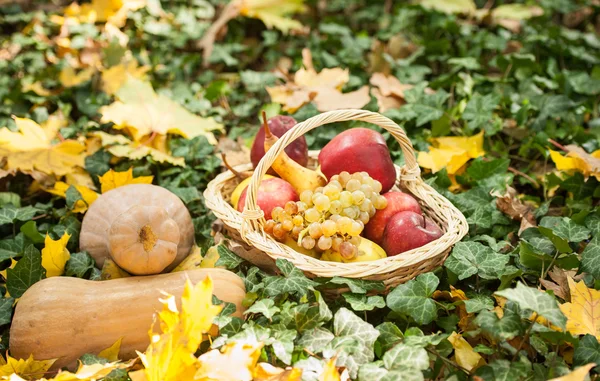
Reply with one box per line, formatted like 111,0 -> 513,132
422,216 -> 426,229
262,111 -> 272,138
221,152 -> 248,179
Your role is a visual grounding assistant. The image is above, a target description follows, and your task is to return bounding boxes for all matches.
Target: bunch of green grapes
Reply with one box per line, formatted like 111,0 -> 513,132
264,171 -> 388,259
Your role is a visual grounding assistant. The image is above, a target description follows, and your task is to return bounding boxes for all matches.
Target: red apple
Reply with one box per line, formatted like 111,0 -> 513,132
381,211 -> 443,256
251,115 -> 308,172
236,177 -> 298,220
318,128 -> 396,193
364,192 -> 422,244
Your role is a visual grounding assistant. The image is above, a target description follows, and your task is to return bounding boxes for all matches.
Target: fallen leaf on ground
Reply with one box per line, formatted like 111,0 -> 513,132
560,277 -> 600,340
98,338 -> 122,362
101,60 -> 149,95
41,233 -> 71,277
99,167 -> 153,193
433,286 -> 471,330
171,246 -> 203,272
100,76 -> 223,143
266,49 -> 370,113
540,268 -> 583,301
47,182 -> 98,213
448,331 -> 486,372
63,0 -> 146,27
101,258 -> 131,280
318,357 -> 340,381
218,137 -> 251,168
490,4 -> 544,33
0,354 -> 56,379
418,131 -> 485,174
419,0 -> 476,15
0,117 -> 86,177
549,145 -> 600,181
253,363 -> 303,381
493,187 -> 536,235
548,363 -> 595,381
195,341 -> 263,381
59,66 -> 95,88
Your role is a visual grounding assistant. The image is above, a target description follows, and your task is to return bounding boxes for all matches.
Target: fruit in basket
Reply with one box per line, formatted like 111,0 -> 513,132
251,115 -> 308,171
364,191 -> 422,244
80,184 -> 195,275
236,177 -> 298,220
264,172 -> 389,261
320,237 -> 386,263
262,113 -> 326,194
9,269 -> 246,371
318,128 -> 397,193
230,174 -> 274,209
381,211 -> 443,256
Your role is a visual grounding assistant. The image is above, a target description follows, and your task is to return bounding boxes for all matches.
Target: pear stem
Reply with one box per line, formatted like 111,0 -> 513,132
262,111 -> 272,138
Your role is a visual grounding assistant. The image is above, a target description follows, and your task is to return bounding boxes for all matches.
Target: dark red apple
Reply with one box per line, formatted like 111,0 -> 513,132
318,128 -> 396,193
251,115 -> 308,172
364,192 -> 422,244
237,177 -> 298,220
381,211 -> 443,256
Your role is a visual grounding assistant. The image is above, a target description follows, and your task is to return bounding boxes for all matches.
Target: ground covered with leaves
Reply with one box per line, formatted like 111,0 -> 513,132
1,0 -> 600,380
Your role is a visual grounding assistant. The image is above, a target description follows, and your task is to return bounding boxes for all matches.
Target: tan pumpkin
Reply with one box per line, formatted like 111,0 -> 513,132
80,184 -> 194,275
9,269 -> 246,371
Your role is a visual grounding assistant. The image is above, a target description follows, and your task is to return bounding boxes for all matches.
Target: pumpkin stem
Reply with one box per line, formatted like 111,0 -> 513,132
139,225 -> 158,252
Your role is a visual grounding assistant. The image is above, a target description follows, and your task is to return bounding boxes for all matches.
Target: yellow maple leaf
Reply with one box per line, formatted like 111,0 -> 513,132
0,118 -> 85,177
447,332 -> 486,372
63,0 -> 146,27
0,354 -> 56,379
240,0 -> 306,33
548,363 -> 596,381
98,338 -> 122,362
100,258 -> 131,280
137,276 -> 222,381
7,360 -> 134,381
59,67 -> 95,88
171,246 -> 203,272
100,77 -> 223,143
318,357 -> 340,381
99,168 -> 153,194
195,341 -> 263,381
253,363 -> 303,381
22,81 -> 52,97
418,131 -> 485,174
560,277 -> 600,340
47,182 -> 99,213
550,147 -> 600,181
65,168 -> 96,190
41,233 -> 71,277
101,60 -> 149,95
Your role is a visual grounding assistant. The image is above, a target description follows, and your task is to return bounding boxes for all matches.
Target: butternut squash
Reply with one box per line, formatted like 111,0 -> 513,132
9,269 -> 246,371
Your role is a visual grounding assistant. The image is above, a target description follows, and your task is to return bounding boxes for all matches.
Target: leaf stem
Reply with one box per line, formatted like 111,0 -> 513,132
512,312 -> 537,361
426,347 -> 470,375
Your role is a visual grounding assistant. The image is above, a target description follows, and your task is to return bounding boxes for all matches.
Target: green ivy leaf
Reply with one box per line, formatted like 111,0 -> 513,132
0,297 -> 14,325
474,310 -> 524,341
326,277 -> 385,294
7,245 -> 45,298
463,93 -> 501,131
495,282 -> 566,329
581,236 -> 600,280
464,296 -> 494,313
383,343 -> 429,371
0,234 -> 26,262
386,273 -> 439,324
214,245 -> 244,269
65,185 -> 84,210
445,242 -> 509,280
573,334 -> 600,371
467,158 -> 510,181
540,217 -> 591,243
19,221 -> 44,244
297,327 -> 335,353
263,259 -> 318,298
376,323 -> 404,353
0,204 -> 40,225
64,251 -> 96,278
244,299 -> 280,320
343,293 -> 386,311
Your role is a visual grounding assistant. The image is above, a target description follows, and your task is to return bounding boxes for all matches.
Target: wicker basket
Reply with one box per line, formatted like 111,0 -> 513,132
204,109 -> 468,290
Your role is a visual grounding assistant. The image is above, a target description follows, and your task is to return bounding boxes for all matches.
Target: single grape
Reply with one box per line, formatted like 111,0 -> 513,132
332,236 -> 343,251
368,205 -> 377,217
271,207 -> 284,221
291,226 -> 302,240
352,190 -> 365,205
346,179 -> 361,192
285,201 -> 298,215
314,194 -> 331,212
282,219 -> 294,231
360,184 -> 373,197
305,208 -> 320,223
329,214 -> 341,222
339,171 -> 351,186
329,180 -> 343,191
339,191 -> 353,207
342,207 -> 358,220
351,172 -> 363,181
349,221 -> 363,236
361,173 -> 371,184
330,174 -> 340,183
264,220 -> 276,234
301,236 -> 316,250
273,224 -> 286,240
329,200 -> 343,215
321,220 -> 337,237
279,211 -> 290,222
318,236 -> 333,251
293,215 -> 304,226
300,190 -> 313,205
323,185 -> 340,200
336,217 -> 353,235
296,201 -> 308,212
374,195 -> 388,209
349,235 -> 361,246
339,241 -> 357,259
359,199 -> 372,212
308,222 -> 323,239
359,211 -> 370,224
372,180 -> 383,194
369,192 -> 379,204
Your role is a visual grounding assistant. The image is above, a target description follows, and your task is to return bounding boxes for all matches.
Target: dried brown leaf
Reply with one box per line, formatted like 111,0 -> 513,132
494,187 -> 536,235
312,86 -> 371,112
217,137 -> 251,168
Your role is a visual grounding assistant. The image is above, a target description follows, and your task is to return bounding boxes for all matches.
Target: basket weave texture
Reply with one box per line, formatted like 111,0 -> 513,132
204,109 -> 468,290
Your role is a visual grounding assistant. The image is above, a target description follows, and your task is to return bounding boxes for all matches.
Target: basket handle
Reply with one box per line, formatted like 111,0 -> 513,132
241,109 -> 421,227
